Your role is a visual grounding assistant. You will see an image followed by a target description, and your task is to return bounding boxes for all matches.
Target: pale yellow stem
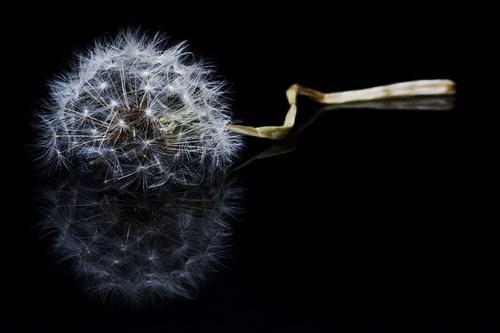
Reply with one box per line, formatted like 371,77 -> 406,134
228,79 -> 456,140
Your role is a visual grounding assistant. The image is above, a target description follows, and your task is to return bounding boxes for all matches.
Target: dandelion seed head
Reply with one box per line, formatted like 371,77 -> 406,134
35,30 -> 243,188
38,176 -> 241,305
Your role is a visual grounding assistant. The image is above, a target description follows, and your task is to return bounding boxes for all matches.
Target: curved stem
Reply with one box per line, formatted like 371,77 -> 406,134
228,79 -> 456,140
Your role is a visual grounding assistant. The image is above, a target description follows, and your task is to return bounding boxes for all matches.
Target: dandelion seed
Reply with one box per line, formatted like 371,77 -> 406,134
35,30 -> 243,189
38,175 -> 241,305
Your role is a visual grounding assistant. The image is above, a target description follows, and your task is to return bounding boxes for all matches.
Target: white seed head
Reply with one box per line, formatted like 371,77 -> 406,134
35,30 -> 242,188
39,176 -> 241,304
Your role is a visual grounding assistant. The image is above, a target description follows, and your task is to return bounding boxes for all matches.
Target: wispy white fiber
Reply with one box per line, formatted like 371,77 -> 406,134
35,30 -> 242,188
39,176 -> 241,304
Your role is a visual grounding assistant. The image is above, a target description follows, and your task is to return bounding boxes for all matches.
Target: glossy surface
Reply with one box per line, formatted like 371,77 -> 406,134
2,2 -> 499,332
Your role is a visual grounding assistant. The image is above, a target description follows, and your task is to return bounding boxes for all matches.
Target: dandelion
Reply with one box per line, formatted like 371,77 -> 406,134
35,30 -> 242,189
34,29 -> 456,188
39,175 -> 241,304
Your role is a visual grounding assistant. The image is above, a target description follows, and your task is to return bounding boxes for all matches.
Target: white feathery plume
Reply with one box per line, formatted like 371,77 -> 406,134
35,30 -> 243,189
39,176 -> 241,304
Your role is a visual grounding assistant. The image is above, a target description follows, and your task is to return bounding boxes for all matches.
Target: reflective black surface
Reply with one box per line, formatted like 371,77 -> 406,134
3,2 -> 500,332
38,175 -> 241,304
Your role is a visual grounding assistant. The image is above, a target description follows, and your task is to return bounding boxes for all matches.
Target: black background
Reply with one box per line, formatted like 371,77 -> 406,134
2,1 -> 500,332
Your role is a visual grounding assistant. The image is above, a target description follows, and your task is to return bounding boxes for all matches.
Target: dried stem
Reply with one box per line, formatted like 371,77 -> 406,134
228,79 -> 456,140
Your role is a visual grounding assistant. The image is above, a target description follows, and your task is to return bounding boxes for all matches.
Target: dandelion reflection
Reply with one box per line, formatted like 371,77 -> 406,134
39,175 -> 241,305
